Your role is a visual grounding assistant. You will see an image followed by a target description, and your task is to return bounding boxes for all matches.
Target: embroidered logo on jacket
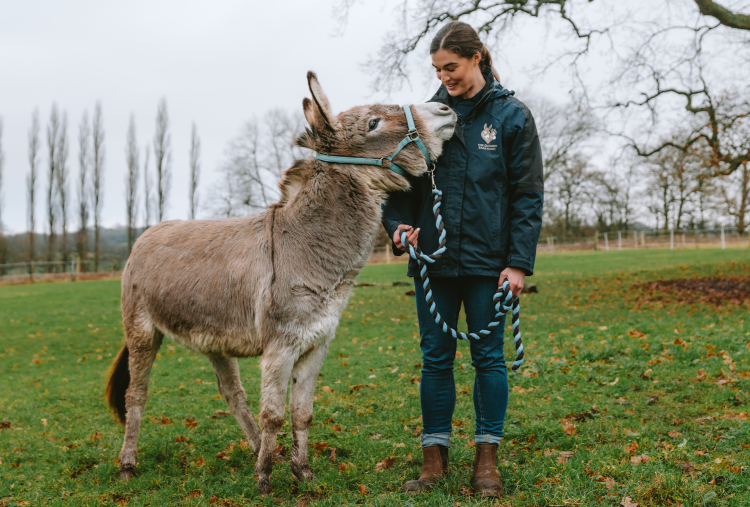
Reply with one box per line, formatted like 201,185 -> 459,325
479,124 -> 497,150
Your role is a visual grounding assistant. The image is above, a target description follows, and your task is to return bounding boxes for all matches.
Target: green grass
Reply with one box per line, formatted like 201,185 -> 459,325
1,248 -> 749,506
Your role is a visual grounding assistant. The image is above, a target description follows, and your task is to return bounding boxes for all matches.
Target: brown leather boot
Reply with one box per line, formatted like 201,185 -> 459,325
402,445 -> 448,494
471,443 -> 504,497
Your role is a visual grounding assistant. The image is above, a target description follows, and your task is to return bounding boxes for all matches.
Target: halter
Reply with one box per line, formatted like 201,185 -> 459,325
314,105 -> 432,177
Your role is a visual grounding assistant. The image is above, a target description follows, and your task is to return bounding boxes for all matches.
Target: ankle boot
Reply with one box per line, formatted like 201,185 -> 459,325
471,443 -> 504,497
402,445 -> 448,494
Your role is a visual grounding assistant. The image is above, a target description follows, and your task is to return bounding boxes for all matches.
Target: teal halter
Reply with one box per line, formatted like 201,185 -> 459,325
314,105 -> 432,176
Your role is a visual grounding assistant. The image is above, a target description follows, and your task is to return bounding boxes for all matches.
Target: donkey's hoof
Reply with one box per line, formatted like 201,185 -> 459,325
119,467 -> 135,481
257,478 -> 272,496
292,465 -> 316,482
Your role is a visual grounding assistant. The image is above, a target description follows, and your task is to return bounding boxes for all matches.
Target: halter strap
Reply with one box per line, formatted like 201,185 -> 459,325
314,105 -> 431,176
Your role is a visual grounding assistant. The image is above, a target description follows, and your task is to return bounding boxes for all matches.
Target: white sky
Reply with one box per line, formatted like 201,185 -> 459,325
0,0 -> 578,234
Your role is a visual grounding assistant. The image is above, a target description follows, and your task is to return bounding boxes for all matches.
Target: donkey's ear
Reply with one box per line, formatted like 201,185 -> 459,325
307,71 -> 336,130
302,98 -> 315,127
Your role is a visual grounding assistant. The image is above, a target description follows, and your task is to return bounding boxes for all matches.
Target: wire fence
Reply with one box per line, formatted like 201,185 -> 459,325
0,259 -> 123,286
367,226 -> 748,263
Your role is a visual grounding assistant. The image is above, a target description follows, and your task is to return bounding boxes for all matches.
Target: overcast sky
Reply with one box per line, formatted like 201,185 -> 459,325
0,0 -> 574,234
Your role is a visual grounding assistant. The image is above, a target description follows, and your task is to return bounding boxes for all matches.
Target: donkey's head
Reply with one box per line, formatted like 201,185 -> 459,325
296,72 -> 456,189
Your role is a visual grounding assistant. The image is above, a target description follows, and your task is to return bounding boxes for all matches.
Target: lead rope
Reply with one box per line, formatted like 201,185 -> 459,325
400,185 -> 525,372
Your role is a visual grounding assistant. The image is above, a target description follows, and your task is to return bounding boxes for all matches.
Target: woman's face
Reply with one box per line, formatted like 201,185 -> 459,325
431,48 -> 482,98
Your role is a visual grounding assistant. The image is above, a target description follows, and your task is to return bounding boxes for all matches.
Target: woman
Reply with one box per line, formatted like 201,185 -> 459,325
381,21 -> 544,497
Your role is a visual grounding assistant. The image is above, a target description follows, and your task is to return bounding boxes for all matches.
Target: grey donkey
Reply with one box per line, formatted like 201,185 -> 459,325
106,71 -> 456,494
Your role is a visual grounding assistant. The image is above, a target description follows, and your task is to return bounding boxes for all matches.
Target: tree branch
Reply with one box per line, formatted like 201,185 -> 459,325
694,0 -> 750,30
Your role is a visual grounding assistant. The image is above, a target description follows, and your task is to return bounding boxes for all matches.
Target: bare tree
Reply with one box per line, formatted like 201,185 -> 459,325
77,111 -> 90,269
550,155 -> 589,239
125,114 -> 140,254
153,98 -> 171,222
46,104 -> 59,268
92,101 -> 105,272
0,116 -> 5,267
56,112 -> 70,268
142,146 -> 152,228
189,122 -> 200,220
27,109 -> 40,263
353,0 -> 750,177
207,109 -> 305,217
528,96 -> 598,182
721,162 -> 750,235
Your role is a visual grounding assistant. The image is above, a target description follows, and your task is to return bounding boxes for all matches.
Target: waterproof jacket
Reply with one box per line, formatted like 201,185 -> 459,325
381,70 -> 544,278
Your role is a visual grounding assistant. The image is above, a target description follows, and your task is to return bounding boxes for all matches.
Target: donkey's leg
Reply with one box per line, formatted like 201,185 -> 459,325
119,325 -> 163,479
289,343 -> 329,482
206,356 -> 262,454
255,349 -> 295,495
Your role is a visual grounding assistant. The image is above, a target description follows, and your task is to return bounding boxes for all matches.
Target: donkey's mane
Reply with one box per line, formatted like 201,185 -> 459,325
294,127 -> 316,151
277,158 -> 315,205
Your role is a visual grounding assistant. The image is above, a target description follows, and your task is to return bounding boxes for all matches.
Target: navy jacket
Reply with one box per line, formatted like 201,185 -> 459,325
381,71 -> 544,277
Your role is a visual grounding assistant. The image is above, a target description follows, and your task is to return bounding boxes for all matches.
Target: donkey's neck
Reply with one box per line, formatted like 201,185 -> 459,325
273,163 -> 383,290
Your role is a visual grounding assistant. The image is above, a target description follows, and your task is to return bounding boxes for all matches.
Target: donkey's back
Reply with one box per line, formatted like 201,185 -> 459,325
122,215 -> 272,358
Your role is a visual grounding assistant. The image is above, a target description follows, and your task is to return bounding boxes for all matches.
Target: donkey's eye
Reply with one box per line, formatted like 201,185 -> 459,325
367,118 -> 380,132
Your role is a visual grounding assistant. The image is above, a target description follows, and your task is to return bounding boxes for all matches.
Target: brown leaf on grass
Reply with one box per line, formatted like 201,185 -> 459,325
673,338 -> 687,346
604,477 -> 616,490
370,433 -> 381,440
216,451 -> 230,461
0,421 -> 11,430
467,439 -> 475,448
321,386 -> 332,393
560,419 -> 577,436
185,489 -> 202,499
459,486 -> 474,496
349,384 -> 364,394
696,369 -> 706,380
720,412 -> 748,420
175,435 -> 187,443
679,462 -> 695,474
623,440 -> 638,457
210,410 -> 230,419
209,497 -> 218,504
339,462 -> 354,472
194,456 -> 205,467
89,432 -> 103,441
630,454 -> 650,465
621,497 -> 639,507
184,417 -> 198,429
374,457 -> 396,471
668,431 -> 682,438
330,424 -> 342,432
694,450 -> 707,456
311,442 -> 328,452
557,451 -> 575,463
358,484 -> 367,496
329,447 -> 336,462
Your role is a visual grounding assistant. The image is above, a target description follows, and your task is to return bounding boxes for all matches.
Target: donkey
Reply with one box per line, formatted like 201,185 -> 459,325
106,71 -> 456,494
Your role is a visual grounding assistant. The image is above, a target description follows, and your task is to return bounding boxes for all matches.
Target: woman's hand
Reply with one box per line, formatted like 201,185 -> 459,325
393,224 -> 420,252
500,267 -> 526,298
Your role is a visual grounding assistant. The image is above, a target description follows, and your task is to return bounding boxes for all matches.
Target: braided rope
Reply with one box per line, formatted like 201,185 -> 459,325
401,189 -> 525,372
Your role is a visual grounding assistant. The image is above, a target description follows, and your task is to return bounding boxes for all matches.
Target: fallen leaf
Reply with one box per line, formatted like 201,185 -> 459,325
321,386 -> 332,393
338,462 -> 353,472
668,431 -> 682,438
370,434 -> 381,440
186,490 -> 202,499
329,447 -> 336,462
694,450 -> 707,456
604,477 -> 616,490
358,484 -> 366,496
624,441 -> 639,455
311,442 -> 328,451
209,497 -> 218,504
210,410 -> 230,418
194,456 -> 205,467
184,417 -> 198,429
560,419 -> 577,436
374,457 -> 396,471
608,377 -> 619,386
455,351 -> 463,358
216,451 -> 230,461
41,418 -> 47,426
390,367 -> 398,373
630,454 -> 650,465
621,497 -> 639,507
331,424 -> 342,432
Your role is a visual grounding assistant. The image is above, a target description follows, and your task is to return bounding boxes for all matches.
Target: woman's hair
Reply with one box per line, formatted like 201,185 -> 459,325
429,21 -> 500,82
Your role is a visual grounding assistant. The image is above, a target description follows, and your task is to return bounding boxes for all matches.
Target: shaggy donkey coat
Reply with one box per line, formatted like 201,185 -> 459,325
106,71 -> 456,494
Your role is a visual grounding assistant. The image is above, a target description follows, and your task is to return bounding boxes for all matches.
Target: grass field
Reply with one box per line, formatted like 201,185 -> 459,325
1,248 -> 749,506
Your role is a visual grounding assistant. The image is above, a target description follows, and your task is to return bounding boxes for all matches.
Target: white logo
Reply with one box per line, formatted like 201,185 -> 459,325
479,124 -> 497,150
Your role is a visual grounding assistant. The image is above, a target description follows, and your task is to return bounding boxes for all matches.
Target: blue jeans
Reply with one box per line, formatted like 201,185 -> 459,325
414,275 -> 508,448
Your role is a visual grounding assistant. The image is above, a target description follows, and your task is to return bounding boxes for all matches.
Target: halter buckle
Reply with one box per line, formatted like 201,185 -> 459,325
408,130 -> 420,140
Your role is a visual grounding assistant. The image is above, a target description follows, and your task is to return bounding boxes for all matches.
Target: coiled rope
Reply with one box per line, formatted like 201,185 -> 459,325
400,187 -> 525,372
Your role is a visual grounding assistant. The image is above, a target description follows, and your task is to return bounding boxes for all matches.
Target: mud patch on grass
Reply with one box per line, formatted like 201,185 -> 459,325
638,277 -> 750,307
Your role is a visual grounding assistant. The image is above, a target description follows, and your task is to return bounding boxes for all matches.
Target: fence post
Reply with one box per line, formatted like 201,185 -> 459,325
634,231 -> 638,250
604,232 -> 609,251
618,231 -> 622,250
594,230 -> 599,251
29,261 -> 34,283
721,226 -> 725,250
670,229 -> 674,251
385,246 -> 391,265
642,232 -> 646,248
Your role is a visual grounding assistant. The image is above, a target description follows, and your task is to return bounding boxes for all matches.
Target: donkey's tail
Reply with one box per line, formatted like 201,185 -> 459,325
106,345 -> 130,425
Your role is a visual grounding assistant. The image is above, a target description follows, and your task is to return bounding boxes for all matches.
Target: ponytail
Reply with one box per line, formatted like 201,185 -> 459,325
430,21 -> 500,83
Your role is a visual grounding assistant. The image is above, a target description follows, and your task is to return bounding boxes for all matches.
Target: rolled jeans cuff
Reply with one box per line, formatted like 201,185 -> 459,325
421,432 -> 451,448
474,434 -> 503,446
